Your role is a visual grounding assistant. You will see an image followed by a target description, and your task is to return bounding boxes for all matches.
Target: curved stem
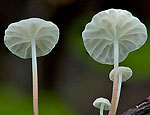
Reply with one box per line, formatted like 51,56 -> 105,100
31,40 -> 39,115
100,103 -> 104,115
108,40 -> 119,115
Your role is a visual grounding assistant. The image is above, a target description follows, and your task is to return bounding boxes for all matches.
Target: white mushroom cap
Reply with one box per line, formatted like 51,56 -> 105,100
4,18 -> 59,59
93,97 -> 111,110
82,9 -> 147,65
109,66 -> 133,82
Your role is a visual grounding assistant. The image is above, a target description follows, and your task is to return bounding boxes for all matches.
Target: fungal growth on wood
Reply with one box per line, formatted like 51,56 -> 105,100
82,9 -> 147,115
4,18 -> 59,115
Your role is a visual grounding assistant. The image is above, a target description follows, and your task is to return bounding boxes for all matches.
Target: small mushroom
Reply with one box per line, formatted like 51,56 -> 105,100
109,66 -> 133,103
109,66 -> 132,82
82,9 -> 147,115
4,18 -> 59,115
93,97 -> 111,115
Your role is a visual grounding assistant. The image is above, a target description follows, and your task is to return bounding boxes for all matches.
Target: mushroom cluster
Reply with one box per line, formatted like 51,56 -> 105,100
82,9 -> 147,115
3,8 -> 148,115
4,18 -> 59,115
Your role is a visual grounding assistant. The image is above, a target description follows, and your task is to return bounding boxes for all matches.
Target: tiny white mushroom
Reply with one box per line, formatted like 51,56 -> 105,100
82,9 -> 147,65
109,66 -> 133,82
93,98 -> 111,115
82,9 -> 147,115
4,18 -> 59,115
109,66 -> 133,104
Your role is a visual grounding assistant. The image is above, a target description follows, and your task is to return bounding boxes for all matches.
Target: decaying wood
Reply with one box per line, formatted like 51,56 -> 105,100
121,96 -> 150,115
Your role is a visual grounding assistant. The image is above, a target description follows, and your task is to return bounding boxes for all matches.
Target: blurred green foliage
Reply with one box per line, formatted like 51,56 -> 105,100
0,85 -> 75,115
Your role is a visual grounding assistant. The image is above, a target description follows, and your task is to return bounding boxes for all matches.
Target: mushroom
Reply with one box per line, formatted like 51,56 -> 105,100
109,66 -> 133,104
93,97 -> 111,115
4,18 -> 59,115
82,9 -> 147,115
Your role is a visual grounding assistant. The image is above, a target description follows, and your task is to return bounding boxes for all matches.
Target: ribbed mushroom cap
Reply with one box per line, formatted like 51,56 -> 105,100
82,9 -> 147,65
109,66 -> 133,82
93,97 -> 111,110
4,18 -> 59,59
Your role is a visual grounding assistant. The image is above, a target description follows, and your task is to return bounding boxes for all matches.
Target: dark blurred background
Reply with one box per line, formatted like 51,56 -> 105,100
0,0 -> 150,115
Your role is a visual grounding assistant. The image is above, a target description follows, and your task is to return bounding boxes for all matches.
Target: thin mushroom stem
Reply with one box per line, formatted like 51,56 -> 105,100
31,39 -> 39,115
114,40 -> 119,69
100,103 -> 104,115
109,39 -> 119,115
117,72 -> 122,103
